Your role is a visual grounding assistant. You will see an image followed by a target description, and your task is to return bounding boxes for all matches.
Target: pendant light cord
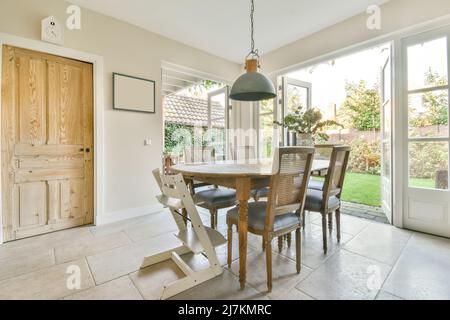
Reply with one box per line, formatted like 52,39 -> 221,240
248,0 -> 259,59
250,0 -> 255,54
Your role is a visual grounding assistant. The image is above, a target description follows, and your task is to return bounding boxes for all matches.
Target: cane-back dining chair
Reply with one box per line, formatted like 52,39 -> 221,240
304,145 -> 351,254
226,147 -> 314,292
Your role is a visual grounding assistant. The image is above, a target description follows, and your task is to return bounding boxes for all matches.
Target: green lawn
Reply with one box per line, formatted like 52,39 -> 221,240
341,173 -> 381,207
314,173 -> 434,207
410,177 -> 435,189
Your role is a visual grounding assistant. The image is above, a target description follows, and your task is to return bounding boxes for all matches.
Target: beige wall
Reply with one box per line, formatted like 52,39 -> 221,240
0,0 -> 241,219
261,0 -> 450,74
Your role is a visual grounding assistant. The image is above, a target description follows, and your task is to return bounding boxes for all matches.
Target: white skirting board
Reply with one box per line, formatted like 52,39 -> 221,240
96,204 -> 164,226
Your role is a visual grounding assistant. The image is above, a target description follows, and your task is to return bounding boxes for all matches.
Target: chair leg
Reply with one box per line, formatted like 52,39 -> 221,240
227,223 -> 233,268
262,237 -> 266,252
336,209 -> 341,243
322,213 -> 328,254
287,233 -> 292,248
328,211 -> 333,232
210,208 -> 217,229
295,228 -> 301,274
265,236 -> 273,292
210,213 -> 214,229
277,236 -> 283,253
214,210 -> 219,229
302,210 -> 306,230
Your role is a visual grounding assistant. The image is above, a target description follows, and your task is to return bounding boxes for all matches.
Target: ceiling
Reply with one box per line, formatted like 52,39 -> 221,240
68,0 -> 389,63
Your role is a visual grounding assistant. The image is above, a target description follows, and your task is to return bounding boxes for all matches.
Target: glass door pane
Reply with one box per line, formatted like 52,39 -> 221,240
408,90 -> 449,138
208,87 -> 229,160
408,141 -> 449,189
406,36 -> 449,190
407,37 -> 448,91
258,99 -> 275,158
282,77 -> 312,146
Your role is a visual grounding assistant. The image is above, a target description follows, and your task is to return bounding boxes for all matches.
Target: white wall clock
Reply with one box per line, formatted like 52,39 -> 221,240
41,16 -> 64,45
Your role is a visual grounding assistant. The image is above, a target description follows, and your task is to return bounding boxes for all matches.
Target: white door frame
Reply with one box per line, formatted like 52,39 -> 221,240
0,32 -> 105,244
401,27 -> 450,237
279,77 -> 312,146
380,46 -> 393,223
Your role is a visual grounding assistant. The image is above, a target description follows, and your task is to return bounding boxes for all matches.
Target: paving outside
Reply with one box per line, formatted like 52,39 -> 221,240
341,202 -> 389,224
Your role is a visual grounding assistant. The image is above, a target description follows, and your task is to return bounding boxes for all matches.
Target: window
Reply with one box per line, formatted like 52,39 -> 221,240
257,99 -> 275,158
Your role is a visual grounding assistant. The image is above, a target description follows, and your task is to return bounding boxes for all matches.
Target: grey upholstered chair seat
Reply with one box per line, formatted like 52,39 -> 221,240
251,187 -> 269,199
308,179 -> 324,191
193,180 -> 212,189
305,189 -> 340,211
227,202 -> 300,232
194,188 -> 236,206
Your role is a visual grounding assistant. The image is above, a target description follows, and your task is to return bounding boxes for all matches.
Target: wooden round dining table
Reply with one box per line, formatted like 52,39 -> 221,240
172,159 -> 329,289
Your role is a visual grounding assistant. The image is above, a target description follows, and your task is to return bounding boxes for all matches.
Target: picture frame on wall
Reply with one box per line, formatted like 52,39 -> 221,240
113,73 -> 156,113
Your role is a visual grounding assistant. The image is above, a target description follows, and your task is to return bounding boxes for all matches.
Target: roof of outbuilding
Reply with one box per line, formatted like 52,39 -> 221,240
163,94 -> 225,128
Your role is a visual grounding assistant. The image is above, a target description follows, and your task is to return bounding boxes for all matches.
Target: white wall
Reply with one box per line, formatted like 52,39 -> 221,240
0,0 -> 241,222
261,0 -> 450,75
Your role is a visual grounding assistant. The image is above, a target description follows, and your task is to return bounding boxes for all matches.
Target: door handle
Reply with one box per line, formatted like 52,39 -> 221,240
80,148 -> 91,153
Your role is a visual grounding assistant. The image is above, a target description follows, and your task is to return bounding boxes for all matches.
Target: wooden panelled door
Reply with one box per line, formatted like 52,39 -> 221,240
1,45 -> 94,241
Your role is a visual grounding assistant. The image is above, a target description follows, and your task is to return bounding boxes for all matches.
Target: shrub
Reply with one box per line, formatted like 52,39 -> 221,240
164,123 -> 207,155
347,139 -> 381,175
409,142 -> 448,179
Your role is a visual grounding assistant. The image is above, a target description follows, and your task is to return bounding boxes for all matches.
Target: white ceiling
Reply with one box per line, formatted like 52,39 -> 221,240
68,0 -> 389,63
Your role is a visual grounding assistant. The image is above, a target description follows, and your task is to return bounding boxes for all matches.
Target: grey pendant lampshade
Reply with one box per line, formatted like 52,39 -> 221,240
230,0 -> 276,102
230,70 -> 276,102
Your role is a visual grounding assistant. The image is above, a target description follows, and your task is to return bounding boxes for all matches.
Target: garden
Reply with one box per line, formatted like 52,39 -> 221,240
327,72 -> 447,207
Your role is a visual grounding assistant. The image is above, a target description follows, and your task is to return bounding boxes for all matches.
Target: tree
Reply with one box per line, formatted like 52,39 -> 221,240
409,69 -> 448,134
424,69 -> 448,128
338,80 -> 381,131
187,80 -> 223,98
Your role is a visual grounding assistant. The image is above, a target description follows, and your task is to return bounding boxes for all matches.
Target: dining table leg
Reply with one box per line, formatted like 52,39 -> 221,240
236,177 -> 251,290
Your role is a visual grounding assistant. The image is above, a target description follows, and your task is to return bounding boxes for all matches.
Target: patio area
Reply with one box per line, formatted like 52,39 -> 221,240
341,202 -> 388,224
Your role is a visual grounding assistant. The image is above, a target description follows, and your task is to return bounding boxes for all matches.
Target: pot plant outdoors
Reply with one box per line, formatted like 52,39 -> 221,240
274,105 -> 343,146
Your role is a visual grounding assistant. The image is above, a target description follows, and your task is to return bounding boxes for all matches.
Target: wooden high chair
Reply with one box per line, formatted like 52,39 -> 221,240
140,169 -> 226,300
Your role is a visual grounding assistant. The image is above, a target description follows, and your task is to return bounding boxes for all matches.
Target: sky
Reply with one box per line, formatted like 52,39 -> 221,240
287,43 -> 390,117
286,38 -> 448,118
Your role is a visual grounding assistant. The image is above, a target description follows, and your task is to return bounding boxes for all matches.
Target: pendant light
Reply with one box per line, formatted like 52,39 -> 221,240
230,0 -> 276,102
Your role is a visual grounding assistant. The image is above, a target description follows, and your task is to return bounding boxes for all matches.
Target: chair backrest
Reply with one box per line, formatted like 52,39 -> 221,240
151,169 -> 222,267
265,147 -> 315,231
323,146 -> 351,200
314,144 -> 335,161
230,145 -> 257,161
184,146 -> 215,163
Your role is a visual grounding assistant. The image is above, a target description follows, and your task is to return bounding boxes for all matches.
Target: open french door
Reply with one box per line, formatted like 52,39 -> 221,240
280,77 -> 312,146
207,86 -> 230,160
381,46 -> 393,223
402,27 -> 450,237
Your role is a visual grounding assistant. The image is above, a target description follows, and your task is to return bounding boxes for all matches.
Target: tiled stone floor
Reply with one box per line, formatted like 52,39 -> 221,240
0,208 -> 450,300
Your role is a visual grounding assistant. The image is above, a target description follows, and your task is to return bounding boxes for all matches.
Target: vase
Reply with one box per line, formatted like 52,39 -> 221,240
296,133 -> 315,147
